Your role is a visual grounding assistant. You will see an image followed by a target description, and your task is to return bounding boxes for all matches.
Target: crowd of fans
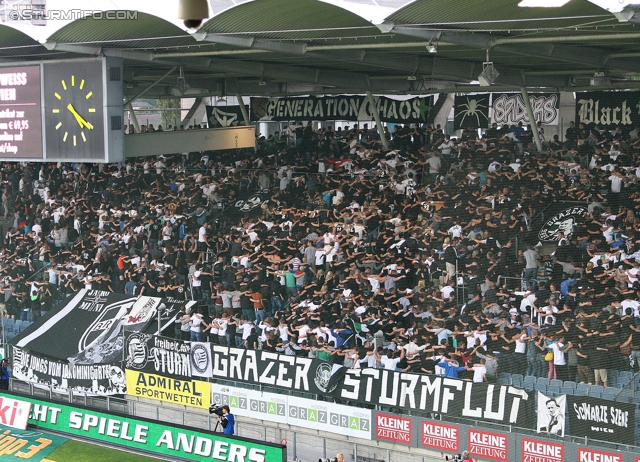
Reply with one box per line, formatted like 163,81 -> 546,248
2,118 -> 640,388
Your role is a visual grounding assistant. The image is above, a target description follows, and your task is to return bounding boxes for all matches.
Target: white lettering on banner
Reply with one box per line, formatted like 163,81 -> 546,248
573,403 -> 629,428
155,430 -> 266,462
522,438 -> 563,462
211,347 -> 311,391
30,404 -> 62,424
469,430 -> 508,461
493,94 -> 559,125
577,99 -> 633,126
578,448 -> 622,462
68,411 -> 148,443
421,422 -> 459,451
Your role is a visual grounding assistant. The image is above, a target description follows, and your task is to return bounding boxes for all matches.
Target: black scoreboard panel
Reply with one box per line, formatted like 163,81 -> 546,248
0,57 -> 123,163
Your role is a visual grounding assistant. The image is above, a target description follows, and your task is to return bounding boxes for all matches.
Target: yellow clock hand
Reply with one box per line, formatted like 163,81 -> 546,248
67,104 -> 85,128
66,104 -> 94,130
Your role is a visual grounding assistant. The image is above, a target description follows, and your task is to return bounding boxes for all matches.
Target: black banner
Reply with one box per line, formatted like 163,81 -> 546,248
575,91 -> 640,129
12,290 -> 136,364
205,105 -> 244,128
454,94 -> 490,130
11,346 -> 126,396
566,395 -> 635,444
537,204 -> 588,242
327,368 -> 531,426
227,190 -> 272,219
250,95 -> 432,124
125,332 -> 195,380
210,346 -> 330,395
492,93 -> 560,125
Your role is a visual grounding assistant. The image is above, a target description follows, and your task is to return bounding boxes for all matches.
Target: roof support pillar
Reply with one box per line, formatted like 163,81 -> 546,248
126,102 -> 140,134
236,94 -> 250,126
520,87 -> 542,153
181,97 -> 203,126
366,91 -> 389,151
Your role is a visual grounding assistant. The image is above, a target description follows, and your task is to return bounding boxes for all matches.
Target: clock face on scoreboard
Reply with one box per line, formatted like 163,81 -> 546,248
43,60 -> 105,160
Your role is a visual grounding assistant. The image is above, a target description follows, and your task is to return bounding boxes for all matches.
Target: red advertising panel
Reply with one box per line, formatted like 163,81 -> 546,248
522,438 -> 563,462
468,429 -> 508,461
420,421 -> 459,452
577,448 -> 622,462
375,413 -> 412,444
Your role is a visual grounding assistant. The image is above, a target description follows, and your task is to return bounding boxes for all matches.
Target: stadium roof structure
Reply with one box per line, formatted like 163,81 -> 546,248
1,0 -> 640,98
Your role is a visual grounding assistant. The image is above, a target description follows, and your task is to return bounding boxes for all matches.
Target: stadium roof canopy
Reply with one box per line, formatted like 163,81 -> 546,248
1,0 -> 640,98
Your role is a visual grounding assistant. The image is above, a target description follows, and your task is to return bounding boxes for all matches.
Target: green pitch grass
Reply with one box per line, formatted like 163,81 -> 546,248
44,440 -> 163,462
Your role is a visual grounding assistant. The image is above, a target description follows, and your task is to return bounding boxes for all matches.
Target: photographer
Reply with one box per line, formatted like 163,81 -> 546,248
460,450 -> 473,462
217,405 -> 235,435
0,359 -> 11,390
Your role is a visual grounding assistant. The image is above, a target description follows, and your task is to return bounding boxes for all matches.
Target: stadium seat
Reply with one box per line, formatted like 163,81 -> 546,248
512,379 -> 522,388
498,372 -> 511,383
574,389 -> 587,396
605,386 -> 620,394
620,371 -> 633,380
511,374 -> 524,383
549,379 -> 563,388
14,319 -> 22,327
590,385 -> 604,394
561,387 -> 575,395
524,383 -> 534,392
534,383 -> 547,393
616,389 -> 633,403
603,392 -> 617,401
537,377 -> 550,386
524,375 -> 537,385
563,381 -> 576,389
547,386 -> 560,396
576,382 -> 590,391
589,391 -> 603,399
497,378 -> 510,386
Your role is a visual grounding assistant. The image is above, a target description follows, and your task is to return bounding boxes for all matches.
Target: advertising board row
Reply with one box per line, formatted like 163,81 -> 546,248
0,392 -> 285,462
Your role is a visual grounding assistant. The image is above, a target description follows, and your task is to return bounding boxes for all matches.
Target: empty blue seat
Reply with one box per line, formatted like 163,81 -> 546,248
534,383 -> 547,392
497,378 -> 510,386
547,386 -> 560,396
561,387 -> 575,395
605,386 -> 620,394
537,377 -> 550,386
589,391 -> 603,399
550,379 -> 563,388
620,371 -> 633,380
590,385 -> 605,394
603,392 -> 617,401
524,375 -> 537,384
14,319 -> 22,327
574,389 -> 587,396
563,381 -> 576,389
512,379 -> 522,388
511,374 -> 524,383
524,383 -> 534,392
576,382 -> 590,391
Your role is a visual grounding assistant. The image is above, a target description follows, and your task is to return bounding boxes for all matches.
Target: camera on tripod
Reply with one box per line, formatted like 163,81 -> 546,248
445,455 -> 462,461
209,404 -> 224,417
318,459 -> 337,462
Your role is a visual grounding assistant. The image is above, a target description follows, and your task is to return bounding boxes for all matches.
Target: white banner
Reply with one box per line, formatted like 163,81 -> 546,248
190,342 -> 212,378
537,392 -> 566,437
0,396 -> 31,430
211,384 -> 372,440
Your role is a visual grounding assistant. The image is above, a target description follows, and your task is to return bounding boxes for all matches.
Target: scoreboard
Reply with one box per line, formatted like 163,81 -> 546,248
0,57 -> 124,163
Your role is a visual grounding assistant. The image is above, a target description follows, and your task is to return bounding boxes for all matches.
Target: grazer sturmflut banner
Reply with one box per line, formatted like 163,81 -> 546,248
250,95 -> 433,124
575,90 -> 640,129
537,204 -> 589,242
566,395 -> 635,445
328,367 -> 531,426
